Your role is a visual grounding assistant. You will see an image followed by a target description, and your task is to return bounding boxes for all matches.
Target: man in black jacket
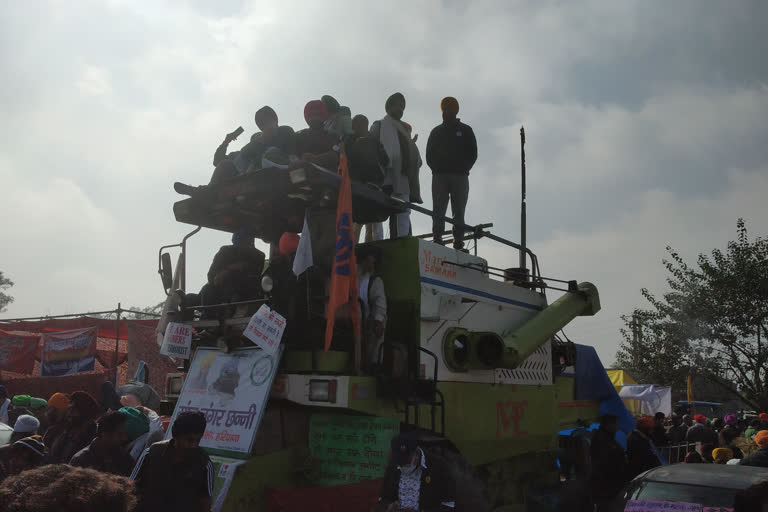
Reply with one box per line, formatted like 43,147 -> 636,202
377,432 -> 456,512
590,414 -> 627,510
426,97 -> 477,250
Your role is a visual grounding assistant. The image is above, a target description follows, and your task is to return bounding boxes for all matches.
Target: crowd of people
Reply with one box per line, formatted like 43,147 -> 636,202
0,384 -> 213,512
197,93 -> 478,249
588,411 -> 768,510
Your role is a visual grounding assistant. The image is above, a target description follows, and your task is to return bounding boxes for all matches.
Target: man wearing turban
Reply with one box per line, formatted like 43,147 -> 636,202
740,430 -> 768,467
626,416 -> 662,479
370,92 -> 423,239
44,391 -> 100,464
426,96 -> 477,250
295,100 -> 339,170
685,413 -> 718,445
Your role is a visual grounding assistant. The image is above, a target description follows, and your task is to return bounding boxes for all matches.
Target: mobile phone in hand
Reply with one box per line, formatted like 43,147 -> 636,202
232,126 -> 244,139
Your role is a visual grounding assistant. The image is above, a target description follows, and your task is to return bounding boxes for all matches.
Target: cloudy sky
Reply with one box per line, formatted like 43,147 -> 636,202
1,0 -> 766,365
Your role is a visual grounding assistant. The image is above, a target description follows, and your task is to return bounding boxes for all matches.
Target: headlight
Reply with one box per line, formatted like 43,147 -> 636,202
261,275 -> 274,293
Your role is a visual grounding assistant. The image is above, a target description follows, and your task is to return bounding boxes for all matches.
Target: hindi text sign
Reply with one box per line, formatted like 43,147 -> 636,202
166,346 -> 282,458
309,413 -> 399,486
244,305 -> 285,355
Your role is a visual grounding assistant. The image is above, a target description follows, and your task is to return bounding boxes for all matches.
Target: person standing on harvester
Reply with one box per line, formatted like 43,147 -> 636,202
426,97 -> 477,250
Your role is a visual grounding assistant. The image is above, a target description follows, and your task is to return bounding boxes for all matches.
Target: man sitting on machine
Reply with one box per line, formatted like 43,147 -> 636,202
184,228 -> 266,319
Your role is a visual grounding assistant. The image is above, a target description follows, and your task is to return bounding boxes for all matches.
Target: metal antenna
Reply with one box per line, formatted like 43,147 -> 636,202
519,126 -> 527,275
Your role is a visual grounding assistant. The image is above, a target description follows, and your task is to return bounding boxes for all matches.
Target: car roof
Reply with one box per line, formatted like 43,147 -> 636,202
642,464 -> 768,490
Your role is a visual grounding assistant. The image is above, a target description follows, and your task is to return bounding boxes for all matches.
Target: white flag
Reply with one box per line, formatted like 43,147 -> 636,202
292,215 -> 313,276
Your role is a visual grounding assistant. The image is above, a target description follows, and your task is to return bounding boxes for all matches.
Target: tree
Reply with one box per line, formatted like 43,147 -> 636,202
0,271 -> 13,313
616,219 -> 768,411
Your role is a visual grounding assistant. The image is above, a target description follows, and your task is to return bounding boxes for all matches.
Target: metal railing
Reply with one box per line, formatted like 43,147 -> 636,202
660,442 -> 700,464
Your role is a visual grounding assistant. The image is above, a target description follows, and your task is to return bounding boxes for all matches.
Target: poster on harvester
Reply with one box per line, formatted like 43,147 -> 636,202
0,330 -> 40,374
166,346 -> 283,459
308,413 -> 400,486
40,327 -> 98,377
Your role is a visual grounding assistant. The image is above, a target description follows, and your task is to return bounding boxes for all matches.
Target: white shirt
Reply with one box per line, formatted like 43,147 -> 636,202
359,272 -> 387,323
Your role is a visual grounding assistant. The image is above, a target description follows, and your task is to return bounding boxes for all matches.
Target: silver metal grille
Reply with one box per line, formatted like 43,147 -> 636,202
494,341 -> 552,385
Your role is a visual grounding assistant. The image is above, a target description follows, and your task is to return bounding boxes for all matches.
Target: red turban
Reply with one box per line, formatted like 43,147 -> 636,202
70,391 -> 100,421
636,416 -> 654,431
759,413 -> 768,422
279,232 -> 300,255
694,414 -> 706,424
304,100 -> 329,125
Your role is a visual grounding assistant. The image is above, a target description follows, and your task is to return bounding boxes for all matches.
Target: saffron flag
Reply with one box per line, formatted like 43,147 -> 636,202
324,152 -> 360,352
686,375 -> 695,412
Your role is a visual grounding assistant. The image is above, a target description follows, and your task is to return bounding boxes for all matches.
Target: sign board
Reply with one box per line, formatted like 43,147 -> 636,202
0,330 -> 39,374
40,327 -> 97,377
625,501 -> 705,511
166,346 -> 283,458
209,456 -> 247,512
244,305 -> 286,354
309,413 -> 399,486
160,322 -> 192,359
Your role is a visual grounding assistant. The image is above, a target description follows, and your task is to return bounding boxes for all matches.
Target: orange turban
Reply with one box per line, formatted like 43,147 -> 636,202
755,430 -> 768,448
279,232 -> 300,255
48,392 -> 70,412
440,96 -> 459,114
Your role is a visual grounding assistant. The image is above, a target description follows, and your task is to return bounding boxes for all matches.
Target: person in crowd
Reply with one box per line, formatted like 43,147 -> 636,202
740,430 -> 768,468
209,106 -> 297,184
668,414 -> 688,444
590,414 -> 627,511
6,405 -> 32,429
745,418 -> 761,440
377,432 -> 456,512
356,245 -> 387,371
183,228 -> 266,319
426,96 -> 478,250
0,415 -> 41,474
122,406 -> 163,462
682,414 -> 694,428
371,92 -> 421,238
0,464 -> 137,512
348,114 -> 388,187
685,414 -> 718,445
9,414 -> 40,443
40,392 -> 70,437
651,412 -> 668,447
44,391 -> 100,464
720,413 -> 744,458
70,411 -> 134,476
759,413 -> 768,431
295,100 -> 339,170
684,451 -> 703,463
712,417 -> 724,434
99,382 -> 122,413
626,416 -> 662,479
0,435 -> 47,481
712,447 -> 734,465
321,95 -> 353,138
700,443 -> 716,463
131,411 -> 214,512
348,114 -> 389,243
0,385 -> 9,425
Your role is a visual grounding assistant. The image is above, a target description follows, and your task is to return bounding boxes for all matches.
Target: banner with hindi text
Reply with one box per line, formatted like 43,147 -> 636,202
40,327 -> 98,377
309,413 -> 399,486
166,346 -> 283,458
